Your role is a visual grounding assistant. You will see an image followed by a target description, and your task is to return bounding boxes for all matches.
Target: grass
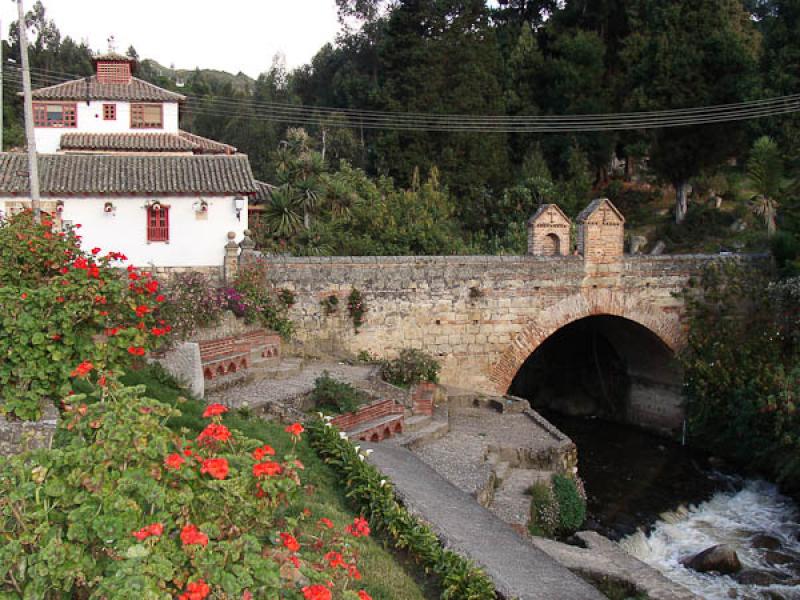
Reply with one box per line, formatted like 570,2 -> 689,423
122,365 -> 438,600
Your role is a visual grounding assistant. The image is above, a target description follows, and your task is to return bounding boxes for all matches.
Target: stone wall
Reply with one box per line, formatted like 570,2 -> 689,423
261,253 -> 764,432
0,404 -> 58,456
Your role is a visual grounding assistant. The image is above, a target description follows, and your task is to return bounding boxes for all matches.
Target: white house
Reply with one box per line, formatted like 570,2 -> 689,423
0,52 -> 260,270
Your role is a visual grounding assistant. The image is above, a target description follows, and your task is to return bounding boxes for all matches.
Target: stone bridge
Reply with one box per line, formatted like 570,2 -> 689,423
255,199 -> 763,434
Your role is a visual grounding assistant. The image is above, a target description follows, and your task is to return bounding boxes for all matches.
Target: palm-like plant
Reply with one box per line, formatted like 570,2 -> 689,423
262,185 -> 304,238
747,136 -> 783,237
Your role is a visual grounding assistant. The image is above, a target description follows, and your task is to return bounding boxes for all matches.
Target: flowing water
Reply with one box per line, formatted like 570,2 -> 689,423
539,412 -> 800,599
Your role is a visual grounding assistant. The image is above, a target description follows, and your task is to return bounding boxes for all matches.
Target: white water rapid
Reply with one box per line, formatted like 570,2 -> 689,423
621,478 -> 800,599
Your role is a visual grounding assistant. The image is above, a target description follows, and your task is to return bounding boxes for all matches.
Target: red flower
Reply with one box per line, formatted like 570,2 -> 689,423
345,516 -> 370,538
302,585 -> 331,600
253,460 -> 282,478
179,579 -> 211,600
20,293 -> 27,300
164,453 -> 185,470
51,334 -> 61,341
347,563 -> 362,580
200,457 -> 229,480
91,247 -> 101,255
285,423 -> 304,438
197,423 -> 232,445
358,591 -> 373,600
202,403 -> 229,418
56,296 -> 64,303
280,532 -> 300,553
134,305 -> 150,318
325,551 -> 346,569
156,294 -> 166,302
318,517 -> 334,529
180,524 -> 209,547
132,522 -> 163,541
252,444 -> 275,460
127,346 -> 146,356
145,279 -> 159,293
70,360 -> 94,378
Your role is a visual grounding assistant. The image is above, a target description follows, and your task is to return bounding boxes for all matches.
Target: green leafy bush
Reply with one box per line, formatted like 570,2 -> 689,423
0,384 -> 371,599
310,372 -> 369,415
230,261 -> 293,339
347,288 -> 367,333
380,349 -> 441,387
160,271 -> 224,340
0,212 -> 167,420
307,418 -> 497,599
551,474 -> 587,535
528,481 -> 559,538
681,262 -> 800,489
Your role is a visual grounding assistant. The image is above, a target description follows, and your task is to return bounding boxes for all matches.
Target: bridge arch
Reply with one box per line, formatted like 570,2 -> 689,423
490,292 -> 685,432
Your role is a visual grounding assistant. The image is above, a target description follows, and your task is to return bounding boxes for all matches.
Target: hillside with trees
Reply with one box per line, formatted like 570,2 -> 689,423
2,0 -> 799,260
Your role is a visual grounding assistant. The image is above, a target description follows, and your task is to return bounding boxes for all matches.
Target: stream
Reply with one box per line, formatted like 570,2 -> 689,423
541,412 -> 800,599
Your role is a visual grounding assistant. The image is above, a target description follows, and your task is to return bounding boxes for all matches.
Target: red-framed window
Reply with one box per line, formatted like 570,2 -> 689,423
33,102 -> 77,128
103,103 -> 116,120
131,103 -> 163,129
147,205 -> 169,242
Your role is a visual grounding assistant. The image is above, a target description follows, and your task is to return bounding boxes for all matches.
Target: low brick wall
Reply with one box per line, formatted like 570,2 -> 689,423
331,399 -> 405,441
411,382 -> 437,416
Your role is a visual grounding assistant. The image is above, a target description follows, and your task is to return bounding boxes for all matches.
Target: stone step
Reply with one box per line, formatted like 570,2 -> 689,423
399,419 -> 450,450
251,358 -> 304,380
404,414 -> 433,433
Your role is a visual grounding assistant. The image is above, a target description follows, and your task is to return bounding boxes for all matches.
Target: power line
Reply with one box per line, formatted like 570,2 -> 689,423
5,65 -> 800,133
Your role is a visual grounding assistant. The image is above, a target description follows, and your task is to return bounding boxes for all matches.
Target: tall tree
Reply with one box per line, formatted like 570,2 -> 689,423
621,0 -> 760,223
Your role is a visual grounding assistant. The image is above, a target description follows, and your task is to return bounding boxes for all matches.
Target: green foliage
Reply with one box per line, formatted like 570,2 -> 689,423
0,383 -> 370,599
321,294 -> 340,315
230,261 -> 293,339
311,372 -> 369,415
347,288 -> 368,333
380,349 -> 441,387
528,475 -> 586,538
527,481 -> 559,538
0,212 -> 166,420
748,136 -> 783,236
307,418 -> 497,600
550,474 -> 587,536
680,262 -> 800,489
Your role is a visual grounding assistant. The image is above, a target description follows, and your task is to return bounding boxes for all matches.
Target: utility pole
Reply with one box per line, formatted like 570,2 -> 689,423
17,0 -> 40,223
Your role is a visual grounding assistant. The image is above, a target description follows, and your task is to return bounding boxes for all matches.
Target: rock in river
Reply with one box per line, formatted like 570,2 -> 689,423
682,544 -> 742,574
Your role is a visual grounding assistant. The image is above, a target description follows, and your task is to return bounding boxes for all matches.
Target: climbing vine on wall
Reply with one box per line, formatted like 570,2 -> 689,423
347,288 -> 367,333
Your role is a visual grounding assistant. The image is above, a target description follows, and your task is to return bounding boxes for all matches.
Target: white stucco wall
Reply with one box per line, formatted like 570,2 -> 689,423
34,101 -> 181,153
0,195 -> 247,267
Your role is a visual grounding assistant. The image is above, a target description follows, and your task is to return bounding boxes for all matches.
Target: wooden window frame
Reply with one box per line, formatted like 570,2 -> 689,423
103,103 -> 116,121
146,205 -> 170,242
131,103 -> 164,129
33,102 -> 77,128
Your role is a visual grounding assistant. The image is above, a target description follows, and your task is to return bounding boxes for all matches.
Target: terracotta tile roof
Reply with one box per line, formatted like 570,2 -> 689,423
30,76 -> 185,103
59,131 -> 237,154
0,153 -> 257,196
253,180 -> 275,203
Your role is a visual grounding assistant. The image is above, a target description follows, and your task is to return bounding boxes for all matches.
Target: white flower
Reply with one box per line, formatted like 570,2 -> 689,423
354,445 -> 361,452
317,412 -> 324,419
364,449 -> 373,456
339,432 -> 348,439
379,479 -> 386,487
324,422 -> 332,428
359,455 -> 365,461
323,415 -> 334,422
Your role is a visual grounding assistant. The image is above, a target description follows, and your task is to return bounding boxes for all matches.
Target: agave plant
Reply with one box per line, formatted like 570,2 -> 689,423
747,136 -> 783,237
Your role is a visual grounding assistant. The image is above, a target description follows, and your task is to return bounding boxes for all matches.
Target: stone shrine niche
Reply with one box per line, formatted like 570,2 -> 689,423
576,198 -> 625,261
527,204 -> 572,256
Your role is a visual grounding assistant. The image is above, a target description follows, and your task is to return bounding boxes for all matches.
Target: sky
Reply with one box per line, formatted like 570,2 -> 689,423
0,0 -> 342,77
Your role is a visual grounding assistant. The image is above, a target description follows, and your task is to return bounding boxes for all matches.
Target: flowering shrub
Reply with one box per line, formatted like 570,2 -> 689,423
380,349 -> 441,387
307,418 -> 496,599
0,212 -> 167,420
0,384 -> 373,599
347,288 -> 367,333
229,261 -> 293,339
159,272 -> 224,339
527,481 -> 559,538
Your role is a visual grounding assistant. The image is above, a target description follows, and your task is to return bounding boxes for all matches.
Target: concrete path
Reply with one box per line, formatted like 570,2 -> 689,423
364,442 -> 605,600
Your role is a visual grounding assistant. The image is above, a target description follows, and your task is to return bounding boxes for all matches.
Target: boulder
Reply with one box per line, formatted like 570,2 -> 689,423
751,534 -> 782,551
734,570 -> 782,586
649,241 -> 666,256
682,544 -> 742,574
764,550 -> 796,566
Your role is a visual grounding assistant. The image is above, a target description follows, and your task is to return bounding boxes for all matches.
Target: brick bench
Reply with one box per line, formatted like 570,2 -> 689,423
331,399 -> 405,442
199,329 -> 281,381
